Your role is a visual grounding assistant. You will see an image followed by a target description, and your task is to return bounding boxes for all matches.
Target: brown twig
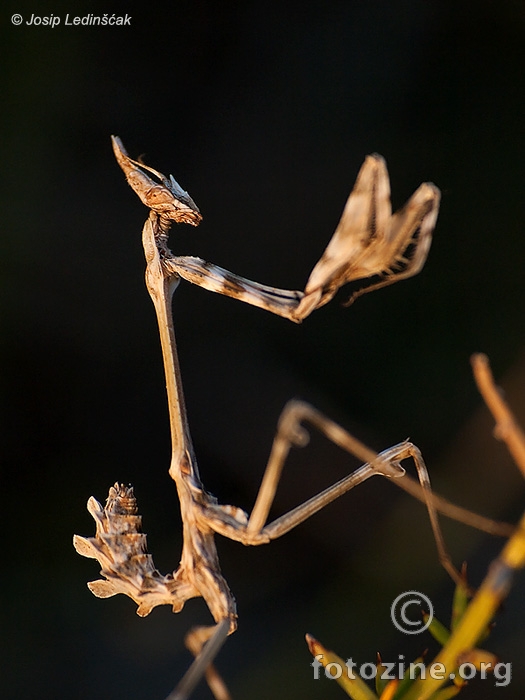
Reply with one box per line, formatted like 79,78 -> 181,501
471,353 -> 525,478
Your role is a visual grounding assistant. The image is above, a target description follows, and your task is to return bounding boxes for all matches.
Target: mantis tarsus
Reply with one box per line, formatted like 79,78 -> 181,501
74,138 -> 511,700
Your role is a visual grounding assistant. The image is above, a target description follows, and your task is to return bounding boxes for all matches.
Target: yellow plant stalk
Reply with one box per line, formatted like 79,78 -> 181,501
306,634 -> 378,700
403,354 -> 525,700
403,509 -> 525,699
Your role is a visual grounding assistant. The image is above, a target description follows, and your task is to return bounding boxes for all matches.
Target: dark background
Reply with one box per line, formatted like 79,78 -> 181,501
2,2 -> 525,698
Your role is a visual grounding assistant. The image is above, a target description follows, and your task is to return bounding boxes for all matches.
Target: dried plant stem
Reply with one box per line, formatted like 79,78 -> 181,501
472,352 -> 525,477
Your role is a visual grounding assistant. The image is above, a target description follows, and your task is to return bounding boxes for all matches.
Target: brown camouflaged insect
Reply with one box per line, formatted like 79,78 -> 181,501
74,138 -> 510,700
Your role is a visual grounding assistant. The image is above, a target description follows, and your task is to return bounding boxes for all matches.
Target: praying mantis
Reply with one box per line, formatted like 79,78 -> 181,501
74,138 -> 511,700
